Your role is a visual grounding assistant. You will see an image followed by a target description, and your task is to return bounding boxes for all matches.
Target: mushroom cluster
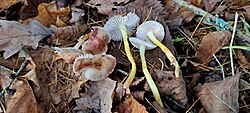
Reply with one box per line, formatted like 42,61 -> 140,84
104,12 -> 140,88
54,26 -> 116,81
54,13 -> 180,107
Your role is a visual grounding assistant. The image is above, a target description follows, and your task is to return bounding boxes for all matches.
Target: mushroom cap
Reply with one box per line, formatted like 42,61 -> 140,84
129,37 -> 157,50
82,26 -> 110,55
53,47 -> 83,64
103,12 -> 140,41
73,54 -> 116,81
136,21 -> 165,45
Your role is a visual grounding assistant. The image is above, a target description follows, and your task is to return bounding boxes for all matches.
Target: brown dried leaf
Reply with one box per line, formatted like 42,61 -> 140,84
194,73 -> 240,113
153,69 -> 188,107
195,31 -> 231,64
46,24 -> 88,45
74,78 -> 116,113
23,1 -> 70,27
0,0 -> 26,9
21,56 -> 40,90
87,0 -> 129,15
236,50 -> 250,69
20,0 -> 68,19
117,95 -> 148,113
110,0 -> 167,24
7,78 -> 42,113
164,0 -> 196,28
0,20 -> 53,59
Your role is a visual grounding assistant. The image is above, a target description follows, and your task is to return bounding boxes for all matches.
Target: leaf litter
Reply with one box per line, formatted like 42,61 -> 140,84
0,0 -> 250,112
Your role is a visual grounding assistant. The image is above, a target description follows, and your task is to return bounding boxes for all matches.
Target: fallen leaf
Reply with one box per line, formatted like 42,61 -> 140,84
195,31 -> 231,64
74,78 -> 116,113
194,73 -> 240,113
46,24 -> 88,45
0,0 -> 26,9
117,95 -> 148,113
236,50 -> 250,69
23,1 -> 70,27
87,0 -> 129,15
152,69 -> 188,107
20,0 -> 68,20
7,78 -> 42,113
0,20 -> 53,59
21,56 -> 40,91
239,79 -> 250,91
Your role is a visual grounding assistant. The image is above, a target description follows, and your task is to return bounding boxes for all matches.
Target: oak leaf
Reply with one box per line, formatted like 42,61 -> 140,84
23,1 -> 70,27
0,20 -> 53,59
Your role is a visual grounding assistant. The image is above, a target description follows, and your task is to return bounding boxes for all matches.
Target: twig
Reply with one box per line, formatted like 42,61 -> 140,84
171,0 -> 216,20
213,54 -> 225,79
229,12 -> 238,76
0,60 -> 30,97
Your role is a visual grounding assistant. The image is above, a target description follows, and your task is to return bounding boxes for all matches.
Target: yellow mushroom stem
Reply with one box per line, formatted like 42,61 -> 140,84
139,42 -> 163,107
147,31 -> 180,78
119,25 -> 137,89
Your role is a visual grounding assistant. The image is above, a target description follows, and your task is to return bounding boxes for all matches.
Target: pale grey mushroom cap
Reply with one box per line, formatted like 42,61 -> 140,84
136,21 -> 165,45
129,37 -> 157,50
104,12 -> 140,41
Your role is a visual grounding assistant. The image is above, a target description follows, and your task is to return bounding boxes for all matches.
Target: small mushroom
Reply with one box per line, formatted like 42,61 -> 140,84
129,37 -> 163,106
81,26 -> 111,55
73,54 -> 116,81
137,21 -> 180,78
54,47 -> 83,63
104,12 -> 140,88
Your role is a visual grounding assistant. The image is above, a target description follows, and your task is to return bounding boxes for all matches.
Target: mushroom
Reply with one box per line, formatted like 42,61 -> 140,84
54,47 -> 83,63
104,12 -> 140,88
81,26 -> 111,55
129,37 -> 163,106
136,21 -> 180,78
73,54 -> 116,81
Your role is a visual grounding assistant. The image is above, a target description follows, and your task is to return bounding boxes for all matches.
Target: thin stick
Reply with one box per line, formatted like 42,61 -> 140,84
229,12 -> 238,76
213,54 -> 225,79
0,60 -> 30,97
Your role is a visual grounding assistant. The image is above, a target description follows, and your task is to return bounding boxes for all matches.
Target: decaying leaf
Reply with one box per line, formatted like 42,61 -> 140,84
23,1 -> 70,27
0,0 -> 26,9
195,31 -> 231,64
0,20 -> 53,59
46,24 -> 88,45
117,95 -> 148,113
194,73 -> 240,113
7,78 -> 42,113
236,50 -> 250,69
239,79 -> 250,91
20,0 -> 68,20
21,56 -> 40,91
73,54 -> 116,81
87,0 -> 129,15
74,78 -> 116,113
152,69 -> 188,107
